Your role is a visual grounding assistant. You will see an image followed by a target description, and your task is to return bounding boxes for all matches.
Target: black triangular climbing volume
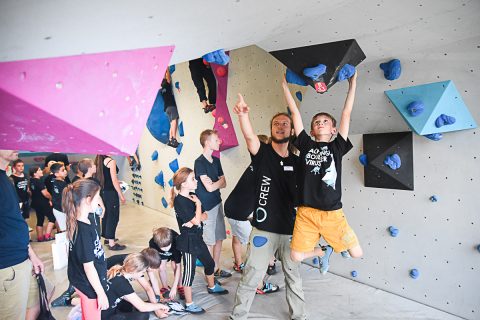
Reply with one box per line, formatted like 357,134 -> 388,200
270,39 -> 366,93
363,132 -> 414,191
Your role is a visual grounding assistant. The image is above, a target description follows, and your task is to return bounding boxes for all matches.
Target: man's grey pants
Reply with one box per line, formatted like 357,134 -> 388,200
231,227 -> 307,320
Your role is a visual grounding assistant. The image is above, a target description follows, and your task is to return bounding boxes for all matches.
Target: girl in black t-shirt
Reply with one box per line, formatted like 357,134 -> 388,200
64,179 -> 108,320
170,167 -> 228,314
29,166 -> 56,241
103,253 -> 169,320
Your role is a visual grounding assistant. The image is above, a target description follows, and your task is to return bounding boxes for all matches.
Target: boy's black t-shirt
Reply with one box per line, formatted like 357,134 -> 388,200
44,173 -> 55,195
250,143 -> 298,235
294,130 -> 353,211
149,229 -> 182,263
101,274 -> 134,320
161,78 -> 177,109
10,175 -> 29,202
194,155 -> 224,211
52,179 -> 67,211
68,220 -> 108,299
174,194 -> 204,253
30,178 -> 50,209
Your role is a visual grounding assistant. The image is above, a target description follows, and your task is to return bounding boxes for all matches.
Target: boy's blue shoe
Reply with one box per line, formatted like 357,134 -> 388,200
185,303 -> 205,314
319,245 -> 333,275
341,250 -> 351,259
207,284 -> 229,295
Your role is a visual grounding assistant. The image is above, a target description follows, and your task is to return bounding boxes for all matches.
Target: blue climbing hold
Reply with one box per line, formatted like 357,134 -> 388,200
154,171 -> 164,188
429,195 -> 438,202
359,154 -> 368,166
337,64 -> 356,82
286,69 -> 307,86
161,197 -> 168,208
312,257 -> 319,265
168,178 -> 173,187
168,65 -> 176,75
389,226 -> 399,237
303,64 -> 326,81
146,90 -> 170,144
407,101 -> 424,117
424,133 -> 443,141
435,114 -> 456,128
252,236 -> 268,247
196,259 -> 203,267
295,91 -> 303,101
384,154 -> 401,170
202,49 -> 230,65
351,270 -> 358,278
379,59 -> 401,81
151,150 -> 158,161
169,159 -> 179,173
178,121 -> 184,137
410,268 -> 420,279
175,81 -> 180,91
176,142 -> 183,155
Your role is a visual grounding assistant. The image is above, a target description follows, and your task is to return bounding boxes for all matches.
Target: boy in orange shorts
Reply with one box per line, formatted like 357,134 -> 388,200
281,71 -> 363,274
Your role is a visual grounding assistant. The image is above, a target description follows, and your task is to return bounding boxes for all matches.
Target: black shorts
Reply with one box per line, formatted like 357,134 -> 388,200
165,106 -> 179,122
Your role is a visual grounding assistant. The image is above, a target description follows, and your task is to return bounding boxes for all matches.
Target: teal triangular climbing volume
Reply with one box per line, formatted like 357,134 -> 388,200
384,80 -> 477,135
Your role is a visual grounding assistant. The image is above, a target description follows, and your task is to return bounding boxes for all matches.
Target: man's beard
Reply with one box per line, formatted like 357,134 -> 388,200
271,135 -> 290,144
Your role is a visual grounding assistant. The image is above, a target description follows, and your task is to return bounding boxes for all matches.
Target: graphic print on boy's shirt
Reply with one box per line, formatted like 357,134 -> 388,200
305,147 -> 337,189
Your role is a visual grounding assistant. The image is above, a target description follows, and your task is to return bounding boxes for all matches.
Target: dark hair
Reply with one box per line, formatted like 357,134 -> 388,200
310,112 -> 337,130
78,158 -> 94,176
200,129 -> 218,147
12,159 -> 24,167
169,167 -> 193,207
140,248 -> 161,269
29,166 -> 41,178
94,155 -> 107,188
50,162 -> 64,174
63,179 -> 101,240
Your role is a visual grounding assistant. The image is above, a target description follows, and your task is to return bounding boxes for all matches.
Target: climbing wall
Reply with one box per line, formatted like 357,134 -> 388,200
126,45 -> 293,217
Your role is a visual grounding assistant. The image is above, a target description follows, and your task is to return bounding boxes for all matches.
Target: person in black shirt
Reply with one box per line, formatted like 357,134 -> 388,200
50,162 -> 68,232
282,73 -> 363,274
29,166 -> 55,241
170,167 -> 228,314
64,179 -> 108,319
44,152 -> 71,184
161,68 -> 180,148
149,227 -> 185,300
10,159 -> 31,219
230,94 -> 306,320
189,58 -> 217,113
103,253 -> 169,319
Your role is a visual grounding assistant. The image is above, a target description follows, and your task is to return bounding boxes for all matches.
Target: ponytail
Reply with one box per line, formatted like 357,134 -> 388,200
107,253 -> 148,280
107,265 -> 124,280
169,167 -> 193,208
62,179 -> 101,241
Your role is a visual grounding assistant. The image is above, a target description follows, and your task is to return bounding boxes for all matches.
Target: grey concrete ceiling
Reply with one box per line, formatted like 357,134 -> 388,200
1,0 -> 479,134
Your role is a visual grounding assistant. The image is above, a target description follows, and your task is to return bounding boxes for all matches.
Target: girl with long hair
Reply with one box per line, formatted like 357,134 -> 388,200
170,167 -> 228,314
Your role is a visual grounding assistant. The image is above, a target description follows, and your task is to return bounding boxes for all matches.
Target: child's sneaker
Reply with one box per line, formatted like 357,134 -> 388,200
256,282 -> 279,295
214,269 -> 232,278
177,286 -> 186,300
185,303 -> 205,314
233,262 -> 245,272
319,245 -> 333,275
341,250 -> 351,259
207,284 -> 228,295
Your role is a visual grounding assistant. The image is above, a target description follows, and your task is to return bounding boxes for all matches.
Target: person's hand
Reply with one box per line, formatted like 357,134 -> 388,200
201,212 -> 208,221
120,195 -> 126,204
97,292 -> 109,311
182,221 -> 194,228
30,252 -> 44,275
189,194 -> 201,206
348,70 -> 358,86
233,93 -> 249,115
169,286 -> 177,300
203,176 -> 213,185
49,200 -> 53,207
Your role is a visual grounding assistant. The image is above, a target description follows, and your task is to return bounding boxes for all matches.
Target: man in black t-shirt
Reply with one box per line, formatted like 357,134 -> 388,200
230,95 -> 306,320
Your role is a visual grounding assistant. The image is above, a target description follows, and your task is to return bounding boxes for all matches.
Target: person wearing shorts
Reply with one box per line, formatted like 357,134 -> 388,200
194,129 -> 231,278
161,67 -> 180,148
